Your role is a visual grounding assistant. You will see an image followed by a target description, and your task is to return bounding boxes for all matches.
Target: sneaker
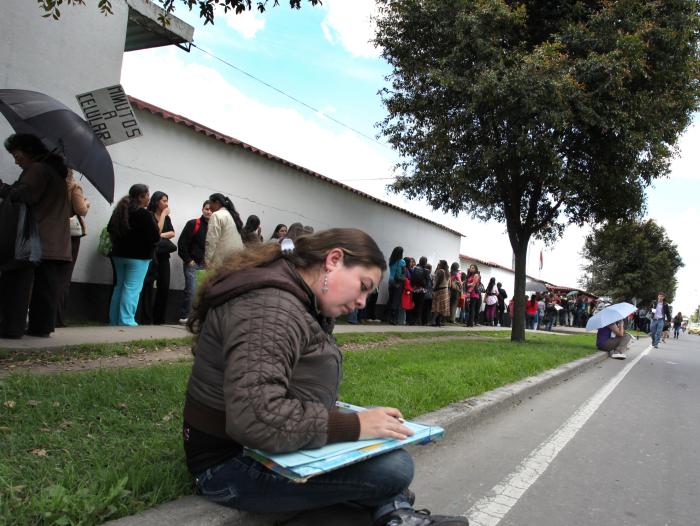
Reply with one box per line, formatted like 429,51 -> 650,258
178,318 -> 188,325
375,508 -> 468,526
610,351 -> 625,359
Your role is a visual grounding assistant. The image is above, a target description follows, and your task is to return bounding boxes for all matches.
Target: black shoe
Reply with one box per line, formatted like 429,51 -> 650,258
375,508 -> 468,526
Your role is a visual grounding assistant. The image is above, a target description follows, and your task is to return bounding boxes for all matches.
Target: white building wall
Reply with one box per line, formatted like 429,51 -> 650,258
0,1 -> 461,305
0,0 -> 128,174
78,109 -> 461,295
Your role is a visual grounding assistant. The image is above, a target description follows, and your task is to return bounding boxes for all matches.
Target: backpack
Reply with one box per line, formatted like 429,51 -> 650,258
97,226 -> 112,257
411,266 -> 427,288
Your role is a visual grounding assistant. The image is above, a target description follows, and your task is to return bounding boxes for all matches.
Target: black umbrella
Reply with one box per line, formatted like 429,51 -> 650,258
525,281 -> 548,293
0,89 -> 114,203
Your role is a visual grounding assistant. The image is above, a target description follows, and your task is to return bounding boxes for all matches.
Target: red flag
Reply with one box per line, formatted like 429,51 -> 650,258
539,249 -> 543,271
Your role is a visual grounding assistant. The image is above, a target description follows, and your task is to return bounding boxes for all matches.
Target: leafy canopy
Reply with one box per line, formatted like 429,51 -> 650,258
580,219 -> 683,305
375,0 -> 700,341
375,0 -> 700,246
38,0 -> 321,24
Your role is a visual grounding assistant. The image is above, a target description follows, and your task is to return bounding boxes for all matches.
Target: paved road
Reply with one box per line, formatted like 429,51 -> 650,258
282,334 -> 699,526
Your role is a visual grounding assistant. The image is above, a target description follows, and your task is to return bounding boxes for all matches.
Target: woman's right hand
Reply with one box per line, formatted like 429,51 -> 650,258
358,407 -> 414,441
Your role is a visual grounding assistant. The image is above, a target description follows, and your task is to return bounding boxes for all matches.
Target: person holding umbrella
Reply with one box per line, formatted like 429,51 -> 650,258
0,133 -> 72,339
587,302 -> 636,359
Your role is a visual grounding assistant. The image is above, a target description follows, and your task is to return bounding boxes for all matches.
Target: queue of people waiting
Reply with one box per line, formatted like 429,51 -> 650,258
102,185 -> 316,327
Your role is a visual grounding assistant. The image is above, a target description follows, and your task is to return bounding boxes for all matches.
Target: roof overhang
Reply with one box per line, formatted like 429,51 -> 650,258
125,0 -> 194,52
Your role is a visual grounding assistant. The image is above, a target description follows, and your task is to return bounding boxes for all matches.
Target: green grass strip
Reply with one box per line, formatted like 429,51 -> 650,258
0,334 -> 595,525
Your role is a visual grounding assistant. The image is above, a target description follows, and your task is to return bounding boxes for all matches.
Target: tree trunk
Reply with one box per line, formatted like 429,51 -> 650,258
510,240 -> 529,342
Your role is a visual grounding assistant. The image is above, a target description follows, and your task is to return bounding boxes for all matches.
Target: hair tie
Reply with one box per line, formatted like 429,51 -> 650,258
280,238 -> 295,253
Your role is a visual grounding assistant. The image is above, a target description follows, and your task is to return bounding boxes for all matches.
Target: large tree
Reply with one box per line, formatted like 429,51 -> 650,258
580,219 -> 683,304
375,0 -> 700,341
38,0 -> 321,23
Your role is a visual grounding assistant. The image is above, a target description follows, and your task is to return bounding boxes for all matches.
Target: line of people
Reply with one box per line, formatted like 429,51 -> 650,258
105,185 -> 317,327
382,247 -> 509,328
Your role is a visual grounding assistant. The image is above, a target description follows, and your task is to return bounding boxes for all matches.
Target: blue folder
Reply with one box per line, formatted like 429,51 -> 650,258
244,401 -> 444,482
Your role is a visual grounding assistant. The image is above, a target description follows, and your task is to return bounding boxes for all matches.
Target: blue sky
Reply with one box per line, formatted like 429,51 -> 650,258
121,1 -> 699,315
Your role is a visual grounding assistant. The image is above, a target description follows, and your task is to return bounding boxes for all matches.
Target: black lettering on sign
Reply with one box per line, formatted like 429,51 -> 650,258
122,120 -> 138,129
125,128 -> 142,138
102,110 -> 118,120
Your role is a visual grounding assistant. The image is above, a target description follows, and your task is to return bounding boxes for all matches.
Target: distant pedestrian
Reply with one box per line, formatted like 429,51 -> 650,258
448,262 -> 461,323
410,256 -> 429,326
649,292 -> 672,349
205,193 -> 244,269
0,133 -> 72,339
484,277 -> 499,326
422,263 -> 433,325
431,260 -> 450,326
387,246 -> 405,325
55,169 -> 90,327
139,191 -> 176,325
286,222 -> 304,242
526,294 -> 538,330
270,223 -> 287,241
496,282 -> 508,327
107,184 -> 159,326
177,200 -> 211,323
673,312 -> 683,339
241,214 -> 263,246
464,264 -> 481,327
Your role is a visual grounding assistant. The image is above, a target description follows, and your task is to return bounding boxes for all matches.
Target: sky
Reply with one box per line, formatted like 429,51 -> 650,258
121,0 -> 699,316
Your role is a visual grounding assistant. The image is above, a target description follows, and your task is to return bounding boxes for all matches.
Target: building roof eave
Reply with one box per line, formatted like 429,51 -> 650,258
128,96 -> 464,237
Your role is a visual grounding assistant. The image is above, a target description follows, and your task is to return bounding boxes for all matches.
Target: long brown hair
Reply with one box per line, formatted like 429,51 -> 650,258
189,228 -> 387,333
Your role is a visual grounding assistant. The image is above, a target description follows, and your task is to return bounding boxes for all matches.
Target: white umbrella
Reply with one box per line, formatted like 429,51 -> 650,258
585,302 -> 637,331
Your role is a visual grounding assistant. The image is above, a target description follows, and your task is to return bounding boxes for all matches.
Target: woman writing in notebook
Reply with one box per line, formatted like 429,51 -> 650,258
183,228 -> 466,526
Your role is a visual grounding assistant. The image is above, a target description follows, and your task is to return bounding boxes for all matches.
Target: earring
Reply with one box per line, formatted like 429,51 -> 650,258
321,272 -> 329,294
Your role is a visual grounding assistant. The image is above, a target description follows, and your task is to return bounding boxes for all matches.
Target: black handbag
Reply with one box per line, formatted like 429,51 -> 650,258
156,237 -> 177,255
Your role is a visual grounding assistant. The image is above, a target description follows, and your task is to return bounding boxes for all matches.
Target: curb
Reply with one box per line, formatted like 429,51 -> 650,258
105,349 -> 613,526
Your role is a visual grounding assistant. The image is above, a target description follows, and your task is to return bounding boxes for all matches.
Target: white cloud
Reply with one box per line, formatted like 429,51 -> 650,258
320,0 -> 380,58
225,9 -> 266,39
669,118 -> 700,181
121,47 -> 394,200
649,206 -> 700,315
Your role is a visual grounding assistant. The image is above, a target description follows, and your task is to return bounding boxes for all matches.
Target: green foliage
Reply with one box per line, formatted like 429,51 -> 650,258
580,219 -> 683,304
375,0 -> 700,340
37,0 -> 321,24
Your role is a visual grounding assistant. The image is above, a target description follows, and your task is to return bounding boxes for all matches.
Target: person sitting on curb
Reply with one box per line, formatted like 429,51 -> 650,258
596,320 -> 631,359
182,228 -> 468,526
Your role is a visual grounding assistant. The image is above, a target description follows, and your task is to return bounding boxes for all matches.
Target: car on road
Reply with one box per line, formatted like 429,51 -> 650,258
688,323 -> 700,335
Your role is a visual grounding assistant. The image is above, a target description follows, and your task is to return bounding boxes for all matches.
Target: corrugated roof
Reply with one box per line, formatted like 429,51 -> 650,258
128,96 -> 463,237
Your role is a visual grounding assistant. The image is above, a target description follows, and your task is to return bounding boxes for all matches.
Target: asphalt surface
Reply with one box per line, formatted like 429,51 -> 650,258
258,333 -> 699,526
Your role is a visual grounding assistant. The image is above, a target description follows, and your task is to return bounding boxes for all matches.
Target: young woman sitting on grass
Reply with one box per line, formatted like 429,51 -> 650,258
183,228 -> 467,526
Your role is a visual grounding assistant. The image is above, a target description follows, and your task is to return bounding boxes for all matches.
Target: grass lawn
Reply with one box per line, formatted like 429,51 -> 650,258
0,333 -> 595,525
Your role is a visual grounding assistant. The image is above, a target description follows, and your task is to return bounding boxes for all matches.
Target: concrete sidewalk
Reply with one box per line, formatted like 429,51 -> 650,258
0,322 -> 587,351
102,327 -> 636,526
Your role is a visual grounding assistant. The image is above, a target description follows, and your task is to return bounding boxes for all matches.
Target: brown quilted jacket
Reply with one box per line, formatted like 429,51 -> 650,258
184,258 -> 359,453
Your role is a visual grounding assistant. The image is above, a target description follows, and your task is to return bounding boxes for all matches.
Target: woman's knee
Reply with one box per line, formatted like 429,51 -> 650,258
373,449 -> 414,491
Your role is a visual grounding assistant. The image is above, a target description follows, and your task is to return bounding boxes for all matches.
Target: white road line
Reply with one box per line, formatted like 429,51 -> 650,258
466,346 -> 652,526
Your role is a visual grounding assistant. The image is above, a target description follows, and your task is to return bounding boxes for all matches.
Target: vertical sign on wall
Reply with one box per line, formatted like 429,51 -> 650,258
75,84 -> 142,146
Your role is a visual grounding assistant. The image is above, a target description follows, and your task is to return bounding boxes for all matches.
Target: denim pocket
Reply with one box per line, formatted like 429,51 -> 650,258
197,469 -> 240,506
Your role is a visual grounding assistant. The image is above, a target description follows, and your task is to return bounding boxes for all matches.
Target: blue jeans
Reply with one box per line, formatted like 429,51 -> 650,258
195,449 -> 414,520
179,262 -> 204,319
109,257 -> 151,326
650,318 -> 665,346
